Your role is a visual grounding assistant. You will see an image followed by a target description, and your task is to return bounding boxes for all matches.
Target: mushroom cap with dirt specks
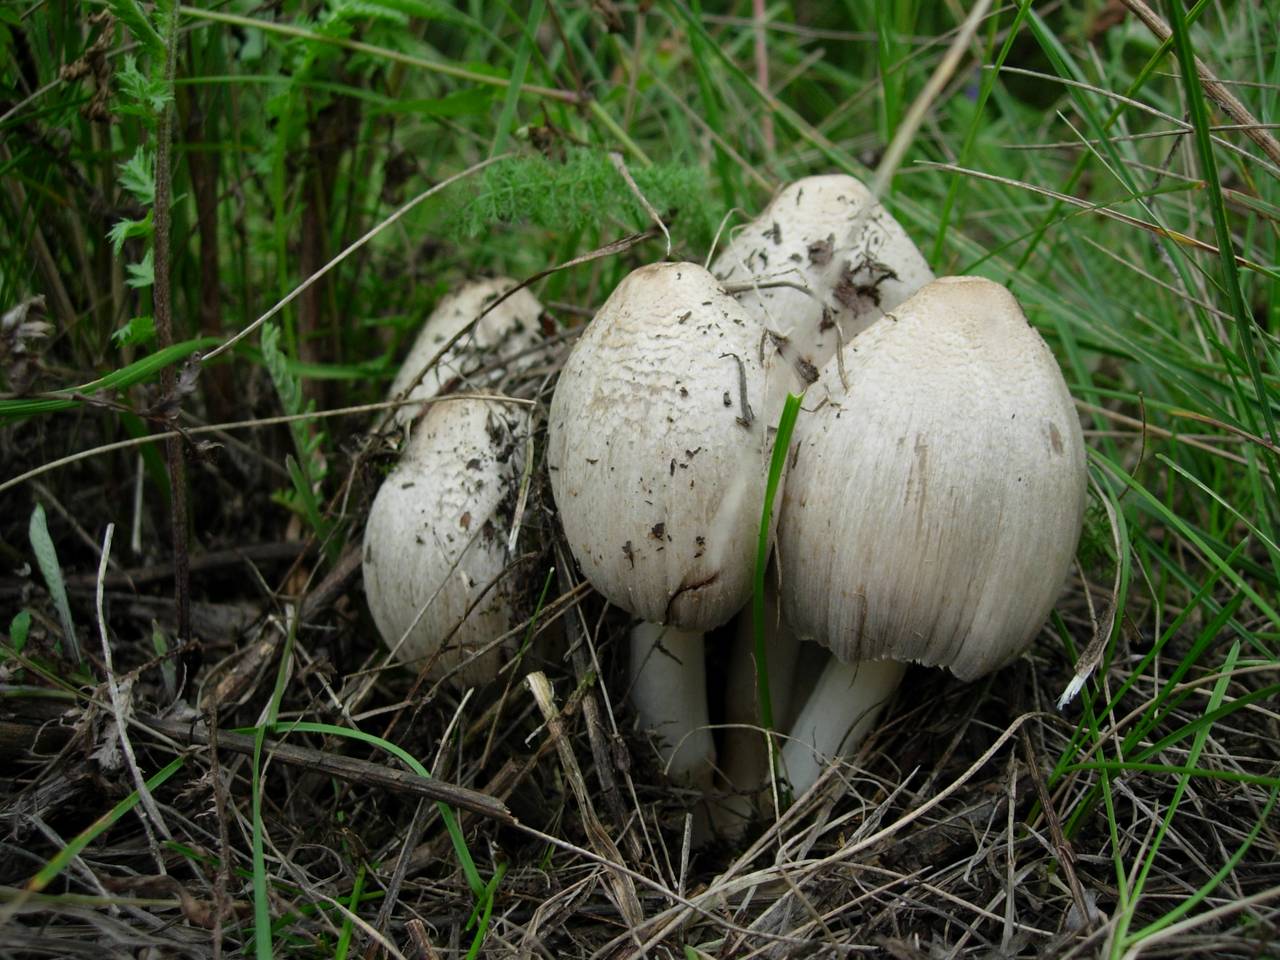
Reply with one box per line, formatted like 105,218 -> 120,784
711,174 -> 933,381
777,276 -> 1088,680
388,277 -> 543,425
547,262 -> 782,631
363,397 -> 526,686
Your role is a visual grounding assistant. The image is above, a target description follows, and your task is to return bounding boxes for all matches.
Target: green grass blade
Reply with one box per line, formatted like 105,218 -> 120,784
334,864 -> 365,960
28,504 -> 78,664
752,393 -> 802,740
0,336 -> 219,422
26,757 -> 185,893
257,720 -> 484,897
1164,0 -> 1277,451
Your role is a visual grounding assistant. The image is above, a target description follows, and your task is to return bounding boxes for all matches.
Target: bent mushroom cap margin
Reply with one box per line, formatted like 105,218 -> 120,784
778,275 -> 1089,681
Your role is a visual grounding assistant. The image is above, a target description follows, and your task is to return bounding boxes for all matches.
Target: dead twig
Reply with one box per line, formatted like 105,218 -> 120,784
137,715 -> 514,823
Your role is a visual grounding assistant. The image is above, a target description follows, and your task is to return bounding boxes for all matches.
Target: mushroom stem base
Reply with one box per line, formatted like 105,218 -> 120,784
780,657 -> 906,798
628,623 -> 716,788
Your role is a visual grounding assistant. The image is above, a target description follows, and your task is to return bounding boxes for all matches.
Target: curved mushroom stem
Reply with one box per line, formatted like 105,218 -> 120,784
780,657 -> 906,798
628,622 -> 716,792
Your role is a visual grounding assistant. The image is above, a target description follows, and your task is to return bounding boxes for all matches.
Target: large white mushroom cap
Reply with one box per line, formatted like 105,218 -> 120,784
363,397 -> 527,686
778,276 -> 1088,680
388,277 -> 543,426
711,174 -> 933,381
547,262 -> 781,631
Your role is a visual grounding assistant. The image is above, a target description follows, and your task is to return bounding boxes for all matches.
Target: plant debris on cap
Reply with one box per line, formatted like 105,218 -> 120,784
778,276 -> 1088,680
546,262 -> 781,631
712,174 -> 933,382
388,277 -> 544,426
363,396 -> 527,686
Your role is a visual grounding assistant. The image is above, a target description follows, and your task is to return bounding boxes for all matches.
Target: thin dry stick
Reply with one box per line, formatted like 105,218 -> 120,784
986,65 -> 1280,178
525,671 -> 644,934
152,8 -> 191,644
608,152 -> 670,256
1120,0 -> 1280,169
1075,400 -> 1265,469
139,715 -> 513,821
613,712 -> 1041,956
0,393 -> 533,496
918,161 -> 1271,272
200,156 -> 513,363
867,0 -> 994,200
96,524 -> 172,868
1059,474 -> 1124,708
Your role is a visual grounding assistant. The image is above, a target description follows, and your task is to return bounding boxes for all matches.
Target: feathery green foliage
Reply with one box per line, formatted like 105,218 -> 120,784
445,148 -> 715,244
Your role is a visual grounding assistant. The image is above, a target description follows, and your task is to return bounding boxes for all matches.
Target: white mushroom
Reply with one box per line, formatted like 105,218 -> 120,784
388,277 -> 543,426
547,262 -> 781,630
777,276 -> 1088,795
363,396 -> 527,687
711,174 -> 933,384
547,262 -> 784,800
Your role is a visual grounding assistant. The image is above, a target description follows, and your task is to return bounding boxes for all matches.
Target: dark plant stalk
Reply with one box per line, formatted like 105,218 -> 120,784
153,7 -> 190,644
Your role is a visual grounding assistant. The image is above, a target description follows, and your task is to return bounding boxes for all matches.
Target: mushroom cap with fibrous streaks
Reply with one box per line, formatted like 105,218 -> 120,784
777,276 -> 1088,681
547,262 -> 784,631
388,277 -> 543,426
711,174 -> 933,384
363,396 -> 527,686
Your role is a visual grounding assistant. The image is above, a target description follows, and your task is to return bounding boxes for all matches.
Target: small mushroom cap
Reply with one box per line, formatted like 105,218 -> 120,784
363,397 -> 527,686
711,174 -> 933,378
547,262 -> 780,631
778,276 -> 1088,680
388,278 -> 543,425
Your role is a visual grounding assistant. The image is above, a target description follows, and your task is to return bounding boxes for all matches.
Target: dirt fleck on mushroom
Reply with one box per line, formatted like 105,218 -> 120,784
1048,422 -> 1064,455
808,235 -> 834,266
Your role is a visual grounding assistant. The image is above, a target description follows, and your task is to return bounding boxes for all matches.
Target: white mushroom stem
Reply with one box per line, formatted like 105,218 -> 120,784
780,658 -> 906,798
628,622 -> 716,790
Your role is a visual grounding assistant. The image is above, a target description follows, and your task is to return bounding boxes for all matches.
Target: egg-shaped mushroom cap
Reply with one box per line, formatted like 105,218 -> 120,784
547,262 -> 782,631
363,397 -> 527,686
388,278 -> 543,426
778,276 -> 1087,680
711,174 -> 933,378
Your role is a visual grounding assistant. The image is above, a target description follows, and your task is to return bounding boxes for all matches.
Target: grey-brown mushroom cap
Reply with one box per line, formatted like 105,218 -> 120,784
546,262 -> 780,631
711,174 -> 933,375
388,278 -> 543,425
777,276 -> 1088,681
363,397 -> 526,686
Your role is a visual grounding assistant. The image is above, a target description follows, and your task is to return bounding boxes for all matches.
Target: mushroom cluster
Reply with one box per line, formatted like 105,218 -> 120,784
363,279 -> 541,689
361,173 -> 1088,842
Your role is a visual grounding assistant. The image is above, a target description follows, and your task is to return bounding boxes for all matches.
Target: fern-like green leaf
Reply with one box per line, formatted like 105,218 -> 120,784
116,55 -> 173,118
107,209 -> 153,255
125,249 -> 154,289
111,314 -> 156,348
446,148 -> 713,245
118,147 -> 155,205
